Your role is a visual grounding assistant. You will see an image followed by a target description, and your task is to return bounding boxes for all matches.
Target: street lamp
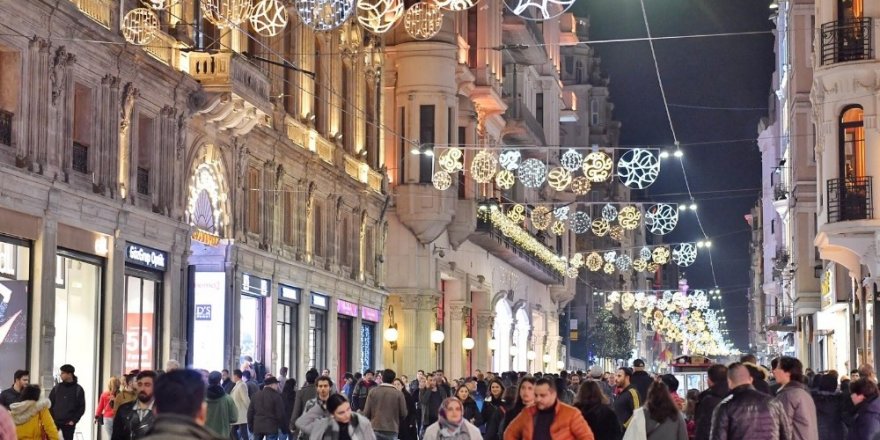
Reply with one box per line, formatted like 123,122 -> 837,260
463,336 -> 475,351
384,306 -> 399,362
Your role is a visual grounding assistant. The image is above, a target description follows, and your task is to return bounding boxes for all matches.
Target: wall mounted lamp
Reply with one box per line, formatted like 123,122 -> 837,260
384,306 -> 399,362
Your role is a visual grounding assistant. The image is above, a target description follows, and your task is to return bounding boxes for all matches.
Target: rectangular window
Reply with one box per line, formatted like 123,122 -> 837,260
467,8 -> 478,68
314,202 -> 324,257
72,142 -> 89,174
283,187 -> 295,246
0,51 -> 21,146
590,99 -> 599,126
308,308 -> 326,370
72,83 -> 93,173
276,300 -> 298,380
536,93 -> 544,126
365,226 -> 375,275
340,216 -> 351,267
419,105 -> 435,183
124,273 -> 160,372
137,115 -> 154,195
247,167 -> 261,234
0,236 -> 31,390
771,219 -> 775,234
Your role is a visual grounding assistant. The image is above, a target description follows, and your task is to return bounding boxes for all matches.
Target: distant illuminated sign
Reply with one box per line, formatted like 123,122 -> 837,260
242,274 -> 269,297
361,306 -> 380,322
337,299 -> 358,317
125,244 -> 167,271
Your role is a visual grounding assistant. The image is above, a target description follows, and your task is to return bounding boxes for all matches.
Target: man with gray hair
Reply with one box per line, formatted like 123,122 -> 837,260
709,363 -> 792,440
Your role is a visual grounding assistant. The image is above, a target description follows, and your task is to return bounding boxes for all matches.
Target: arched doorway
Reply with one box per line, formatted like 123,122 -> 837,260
513,307 -> 530,372
493,299 -> 513,372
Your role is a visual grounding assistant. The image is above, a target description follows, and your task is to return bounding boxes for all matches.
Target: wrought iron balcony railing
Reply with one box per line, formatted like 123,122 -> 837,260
72,141 -> 89,174
827,176 -> 873,223
773,182 -> 789,201
821,18 -> 874,65
0,110 -> 12,146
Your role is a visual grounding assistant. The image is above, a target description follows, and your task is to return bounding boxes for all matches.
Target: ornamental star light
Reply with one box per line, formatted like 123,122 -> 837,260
517,158 -> 547,188
503,0 -> 576,21
617,148 -> 660,189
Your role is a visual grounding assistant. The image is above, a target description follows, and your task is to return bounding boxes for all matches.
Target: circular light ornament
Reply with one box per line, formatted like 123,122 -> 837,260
601,204 -> 618,222
495,170 -> 516,189
645,204 -> 679,235
571,211 -> 591,234
357,0 -> 404,34
499,150 -> 522,170
603,262 -> 615,274
547,167 -> 572,191
570,177 -> 591,195
632,258 -> 647,272
404,1 -> 443,40
582,151 -> 613,182
296,0 -> 355,31
122,8 -> 160,45
672,243 -> 698,267
591,219 -> 609,237
652,247 -> 670,265
438,147 -> 464,173
618,206 -> 641,230
561,149 -> 583,172
141,0 -> 178,10
647,262 -> 660,273
551,221 -> 566,236
530,206 -> 552,230
586,253 -> 603,271
639,247 -> 653,261
609,225 -> 624,241
435,0 -> 478,11
470,150 -> 498,183
250,0 -> 289,36
553,206 -> 570,221
507,204 -> 526,224
570,253 -> 584,268
384,326 -> 399,342
603,251 -> 617,263
503,0 -> 575,21
432,171 -> 452,190
462,337 -> 475,350
617,148 -> 660,189
201,0 -> 254,28
517,158 -> 547,188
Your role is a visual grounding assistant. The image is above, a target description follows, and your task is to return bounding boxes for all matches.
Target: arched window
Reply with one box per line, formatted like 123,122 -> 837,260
839,105 -> 865,179
512,307 -> 530,372
493,299 -> 513,373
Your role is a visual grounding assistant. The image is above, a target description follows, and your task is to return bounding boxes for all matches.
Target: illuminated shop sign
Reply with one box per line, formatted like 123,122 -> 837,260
125,244 -> 167,271
337,299 -> 358,317
188,163 -> 224,246
361,306 -> 380,322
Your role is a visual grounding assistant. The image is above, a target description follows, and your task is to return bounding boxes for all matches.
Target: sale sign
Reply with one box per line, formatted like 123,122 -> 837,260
124,312 -> 154,372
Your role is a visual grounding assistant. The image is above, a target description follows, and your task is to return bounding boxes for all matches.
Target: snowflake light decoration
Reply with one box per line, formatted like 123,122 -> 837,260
645,204 -> 679,235
586,253 -> 603,271
432,171 -> 452,190
123,8 -> 160,45
591,219 -> 609,236
561,149 -> 583,172
603,262 -> 615,274
652,247 -> 670,265
603,251 -> 617,263
470,150 -> 498,183
672,243 -> 697,267
640,247 -> 652,261
499,150 -> 521,170
570,177 -> 591,195
609,225 -> 624,241
495,170 -> 516,189
517,158 -> 547,188
357,0 -> 404,34
632,258 -> 647,272
202,0 -> 255,28
551,221 -> 566,236
250,0 -> 289,37
617,148 -> 660,189
507,204 -> 526,224
438,147 -> 464,173
531,206 -> 552,230
618,206 -> 641,230
404,1 -> 443,40
296,0 -> 355,31
547,167 -> 572,191
570,253 -> 584,268
582,151 -> 613,182
503,0 -> 576,21
601,204 -> 618,221
571,211 -> 591,234
435,0 -> 479,11
553,206 -> 570,221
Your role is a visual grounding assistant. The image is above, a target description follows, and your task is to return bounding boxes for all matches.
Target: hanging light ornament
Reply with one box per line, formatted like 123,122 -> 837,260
404,1 -> 443,40
647,262 -> 660,273
582,151 -> 613,182
571,211 -> 591,234
570,253 -> 584,268
530,206 -> 552,230
553,206 -> 570,221
547,167 -> 572,191
551,221 -> 566,236
603,251 -> 617,263
618,206 -> 641,230
495,170 -> 516,189
617,148 -> 660,189
122,8 -> 160,45
603,262 -> 615,274
250,0 -> 289,37
645,204 -> 679,235
499,150 -> 521,170
517,158 -> 547,188
503,0 -> 575,21
141,0 -> 178,10
561,149 -> 583,172
601,204 -> 618,222
506,204 -> 526,224
652,247 -> 670,265
470,150 -> 498,183
586,253 -> 603,271
672,243 -> 698,267
295,0 -> 355,31
432,171 -> 452,190
609,225 -> 624,241
632,258 -> 647,272
570,177 -> 591,195
591,219 -> 609,237
201,0 -> 254,28
438,147 -> 464,173
357,0 -> 404,34
434,0 -> 479,11
639,247 -> 653,261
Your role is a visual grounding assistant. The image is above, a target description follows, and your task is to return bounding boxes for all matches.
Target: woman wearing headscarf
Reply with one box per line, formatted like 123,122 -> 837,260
423,398 -> 483,440
309,394 -> 376,440
10,385 -> 60,440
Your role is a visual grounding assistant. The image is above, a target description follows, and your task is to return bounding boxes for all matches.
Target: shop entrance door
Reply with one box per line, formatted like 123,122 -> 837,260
338,317 -> 352,380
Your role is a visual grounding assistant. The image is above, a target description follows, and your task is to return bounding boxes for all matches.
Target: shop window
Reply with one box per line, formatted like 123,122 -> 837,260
247,167 -> 262,235
72,83 -> 94,173
313,202 -> 324,257
0,236 -> 30,386
277,286 -> 299,380
191,272 -> 226,370
240,274 -> 269,367
419,105 -> 435,184
308,308 -> 327,369
360,322 -> 375,374
124,274 -> 159,371
840,106 -> 865,179
0,49 -> 21,147
137,115 -> 154,196
536,93 -> 544,126
283,186 -> 295,246
590,99 -> 599,127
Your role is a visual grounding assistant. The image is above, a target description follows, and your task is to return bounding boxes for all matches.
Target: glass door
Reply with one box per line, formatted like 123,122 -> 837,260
124,273 -> 160,372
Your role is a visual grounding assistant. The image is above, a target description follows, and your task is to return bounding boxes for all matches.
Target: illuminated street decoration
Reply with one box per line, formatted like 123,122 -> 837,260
571,211 -> 590,234
504,0 -> 576,21
250,0 -> 289,37
499,150 -> 521,170
570,177 -> 591,195
553,206 -> 570,221
530,206 -> 552,230
640,247 -> 652,260
632,258 -> 647,272
201,0 -> 254,28
617,148 -> 660,189
404,2 -> 443,40
603,251 -> 617,263
482,210 -> 568,276
644,203 -> 679,235
495,170 -> 516,189
672,243 -> 697,267
142,0 -> 178,9
609,225 -> 624,241
357,0 -> 404,34
582,151 -> 613,182
517,158 -> 547,188
560,149 -> 583,172
432,171 -> 452,190
507,204 -> 526,224
652,247 -> 670,265
591,219 -> 609,236
601,204 -> 618,222
471,150 -> 498,183
438,147 -> 464,173
547,167 -> 572,191
122,8 -> 160,45
618,206 -> 641,230
603,262 -> 614,274
586,253 -> 603,271
188,164 -> 225,245
296,0 -> 355,31
435,0 -> 479,11
551,220 -> 566,236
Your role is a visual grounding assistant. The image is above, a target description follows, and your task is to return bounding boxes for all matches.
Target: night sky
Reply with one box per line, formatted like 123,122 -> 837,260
572,0 -> 776,350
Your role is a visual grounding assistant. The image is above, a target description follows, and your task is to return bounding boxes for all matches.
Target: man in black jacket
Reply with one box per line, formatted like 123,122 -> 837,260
694,364 -> 729,440
112,370 -> 158,440
630,359 -> 653,402
612,367 -> 641,430
247,377 -> 288,440
0,369 -> 29,409
710,363 -> 792,440
140,369 -> 225,440
49,364 -> 86,440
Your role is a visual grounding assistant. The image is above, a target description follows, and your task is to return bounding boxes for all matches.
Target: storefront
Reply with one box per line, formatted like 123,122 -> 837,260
309,293 -> 328,370
240,274 -> 270,366
360,306 -> 379,374
816,263 -> 855,372
276,285 -> 300,380
0,234 -> 30,384
190,271 -> 227,370
337,299 -> 357,381
123,243 -> 167,372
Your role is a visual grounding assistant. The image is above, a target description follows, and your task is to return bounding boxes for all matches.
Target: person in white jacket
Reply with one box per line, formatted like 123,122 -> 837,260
231,369 -> 251,440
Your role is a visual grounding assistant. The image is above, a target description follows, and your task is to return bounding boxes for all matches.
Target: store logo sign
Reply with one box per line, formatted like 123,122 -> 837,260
126,244 -> 167,271
195,304 -> 212,320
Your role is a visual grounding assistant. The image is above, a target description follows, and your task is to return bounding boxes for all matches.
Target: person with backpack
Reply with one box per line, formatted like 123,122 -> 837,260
49,364 -> 86,440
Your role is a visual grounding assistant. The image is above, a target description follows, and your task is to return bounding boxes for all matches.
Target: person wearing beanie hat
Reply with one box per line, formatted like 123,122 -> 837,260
49,364 -> 85,440
589,366 -> 614,403
248,376 -> 288,440
205,371 -> 237,439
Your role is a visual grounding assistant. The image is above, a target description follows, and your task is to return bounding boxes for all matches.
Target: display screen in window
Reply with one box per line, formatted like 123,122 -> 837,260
0,280 -> 28,385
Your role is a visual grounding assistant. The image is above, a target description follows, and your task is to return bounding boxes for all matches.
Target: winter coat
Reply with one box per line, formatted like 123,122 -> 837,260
48,380 -> 85,426
461,398 -> 483,428
709,384 -> 792,440
0,405 -> 15,440
231,381 -> 250,425
363,383 -> 408,433
812,391 -> 848,440
309,413 -> 376,440
743,364 -> 771,395
111,400 -> 156,440
630,373 -> 653,403
10,399 -> 60,440
423,419 -> 482,440
503,401 -> 595,440
576,402 -> 622,440
775,382 -> 819,440
694,384 -> 729,440
352,380 -> 378,411
420,389 -> 447,428
0,387 -> 21,409
290,384 -> 317,430
139,414 -> 226,440
295,398 -> 330,439
398,389 -> 419,440
483,399 -> 508,440
640,406 -> 687,440
114,390 -> 137,411
248,387 -> 289,435
847,396 -> 880,440
205,384 -> 238,438
614,386 -> 642,428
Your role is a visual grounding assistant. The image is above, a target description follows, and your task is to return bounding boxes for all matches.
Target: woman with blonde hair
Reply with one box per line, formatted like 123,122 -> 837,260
95,376 -> 120,438
10,385 -> 59,440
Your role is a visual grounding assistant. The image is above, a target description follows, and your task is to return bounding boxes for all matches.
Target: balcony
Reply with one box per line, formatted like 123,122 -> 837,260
765,304 -> 795,332
69,0 -> 111,29
470,213 -> 565,285
502,10 -> 548,66
189,52 -> 271,136
0,110 -> 11,146
773,182 -> 789,201
827,176 -> 873,223
820,18 -> 874,66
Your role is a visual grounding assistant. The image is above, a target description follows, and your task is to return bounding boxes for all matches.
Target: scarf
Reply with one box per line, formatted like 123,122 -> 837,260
437,398 -> 469,440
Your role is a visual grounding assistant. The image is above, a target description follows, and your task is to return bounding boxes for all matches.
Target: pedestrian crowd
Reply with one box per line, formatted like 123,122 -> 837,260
1,354 -> 879,440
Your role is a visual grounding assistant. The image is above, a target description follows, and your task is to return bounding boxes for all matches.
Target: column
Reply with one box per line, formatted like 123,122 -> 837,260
168,234 -> 189,364
297,287 -> 312,385
475,312 -> 493,373
328,297 -> 339,371
106,235 -> 125,377
446,301 -> 467,378
398,294 -> 438,377
31,205 -> 58,389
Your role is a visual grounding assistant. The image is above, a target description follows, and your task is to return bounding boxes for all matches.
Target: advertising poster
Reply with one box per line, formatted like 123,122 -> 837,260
192,272 -> 226,370
124,311 -> 154,372
0,280 -> 28,384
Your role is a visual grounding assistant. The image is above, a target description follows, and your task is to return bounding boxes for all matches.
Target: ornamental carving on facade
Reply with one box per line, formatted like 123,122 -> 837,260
50,46 -> 75,106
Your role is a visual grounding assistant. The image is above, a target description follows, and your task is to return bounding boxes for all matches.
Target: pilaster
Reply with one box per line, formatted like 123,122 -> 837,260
398,293 -> 439,376
475,312 -> 493,372
106,232 -> 126,377
446,301 -> 467,377
31,200 -> 58,389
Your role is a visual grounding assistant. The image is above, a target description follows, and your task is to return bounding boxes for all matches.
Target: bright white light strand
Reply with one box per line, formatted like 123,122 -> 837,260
503,0 -> 576,21
645,204 -> 679,235
560,150 -> 583,172
295,0 -> 355,31
435,0 -> 479,11
250,0 -> 289,37
517,158 -> 547,188
404,2 -> 443,40
499,150 -> 521,170
141,0 -> 178,10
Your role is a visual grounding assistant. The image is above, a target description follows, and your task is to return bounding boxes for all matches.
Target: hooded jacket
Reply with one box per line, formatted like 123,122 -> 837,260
139,414 -> 226,440
503,401 -> 595,440
811,390 -> 848,440
205,384 -> 237,438
247,386 -> 288,435
694,383 -> 729,440
49,379 -> 85,426
847,395 -> 880,440
10,398 -> 60,440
